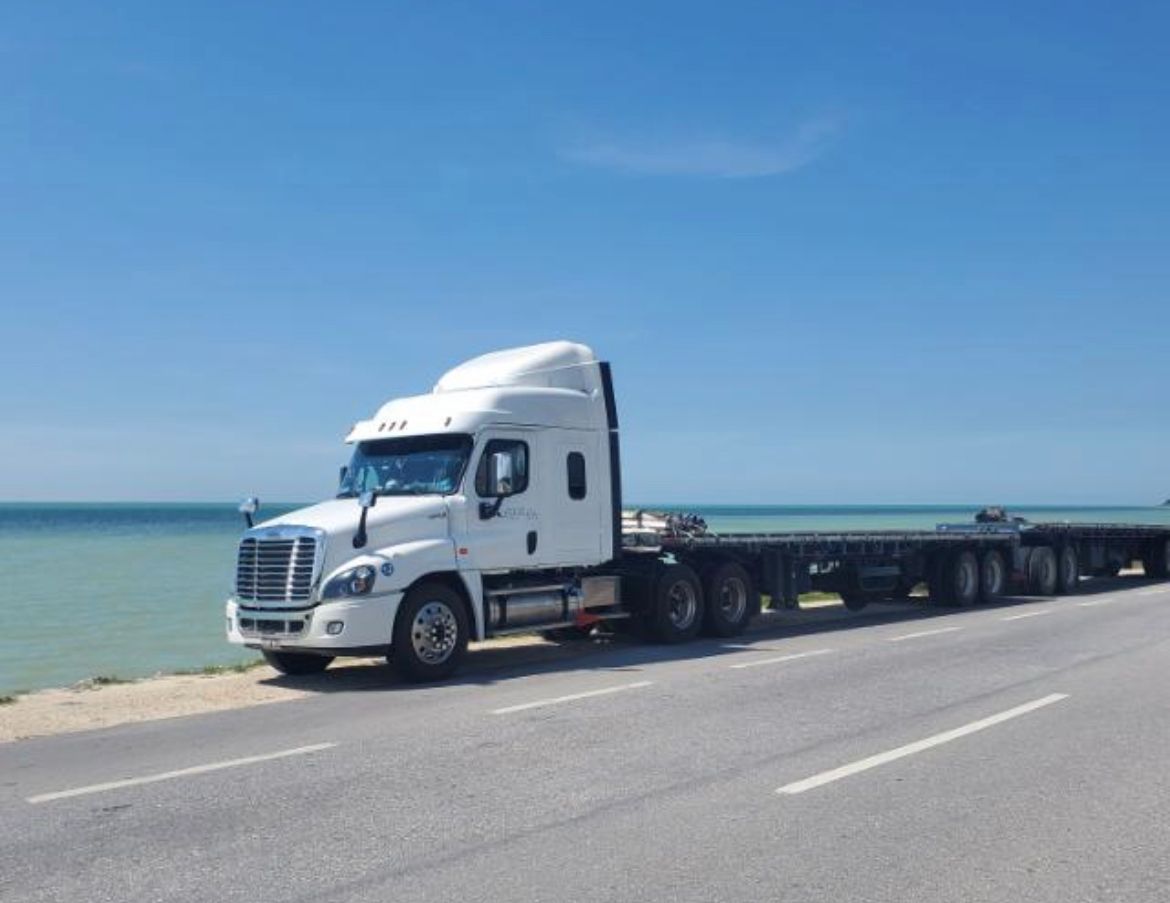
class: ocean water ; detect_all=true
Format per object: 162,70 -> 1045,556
2,502 -> 1169,694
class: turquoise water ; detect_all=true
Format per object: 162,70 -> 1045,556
2,502 -> 1169,694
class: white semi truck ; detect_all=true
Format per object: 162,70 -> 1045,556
226,341 -> 1170,681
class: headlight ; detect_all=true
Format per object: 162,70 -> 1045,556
321,565 -> 377,599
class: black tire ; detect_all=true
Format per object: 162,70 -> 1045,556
979,550 -> 1007,604
1027,547 -> 1058,596
1056,546 -> 1080,595
648,563 -> 704,643
933,551 -> 979,607
840,591 -> 871,612
701,561 -> 757,637
262,650 -> 333,676
1144,540 -> 1170,579
391,582 -> 470,682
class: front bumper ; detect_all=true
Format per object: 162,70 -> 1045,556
225,592 -> 404,653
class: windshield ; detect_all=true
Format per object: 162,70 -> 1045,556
338,434 -> 473,498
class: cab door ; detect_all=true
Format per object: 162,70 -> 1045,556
458,431 -> 542,573
540,433 -> 605,566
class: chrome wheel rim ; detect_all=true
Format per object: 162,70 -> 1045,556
666,580 -> 698,630
411,600 -> 458,665
718,577 -> 748,623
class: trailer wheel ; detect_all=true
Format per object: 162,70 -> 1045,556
1143,540 -> 1170,579
390,581 -> 469,682
1027,547 -> 1058,596
933,551 -> 979,606
649,564 -> 704,643
701,561 -> 756,637
261,650 -> 333,676
1056,546 -> 1080,594
979,550 -> 1007,604
840,591 -> 872,612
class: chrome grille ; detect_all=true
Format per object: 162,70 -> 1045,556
235,533 -> 320,603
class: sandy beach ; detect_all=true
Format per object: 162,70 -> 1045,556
0,634 -> 560,744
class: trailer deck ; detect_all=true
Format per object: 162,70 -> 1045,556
620,511 -> 1170,612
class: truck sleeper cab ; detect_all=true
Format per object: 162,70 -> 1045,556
226,341 -> 1170,682
227,341 -> 627,680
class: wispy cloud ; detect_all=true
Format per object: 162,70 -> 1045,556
563,117 -> 840,179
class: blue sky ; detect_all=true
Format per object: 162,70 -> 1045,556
1,1 -> 1167,504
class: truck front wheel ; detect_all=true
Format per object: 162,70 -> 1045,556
391,582 -> 469,682
262,650 -> 333,676
649,564 -> 704,643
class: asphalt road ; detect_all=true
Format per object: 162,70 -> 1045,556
3,576 -> 1170,903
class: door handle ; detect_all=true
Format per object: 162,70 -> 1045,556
527,531 -> 537,555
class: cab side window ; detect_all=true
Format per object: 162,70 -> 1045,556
566,452 -> 586,500
475,440 -> 529,496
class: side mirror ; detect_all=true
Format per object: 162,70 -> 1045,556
489,451 -> 514,497
479,452 -> 515,520
238,496 -> 259,529
354,490 -> 377,548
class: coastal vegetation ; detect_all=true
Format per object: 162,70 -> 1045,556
175,660 -> 265,677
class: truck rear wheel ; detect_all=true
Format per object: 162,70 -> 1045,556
649,564 -> 704,643
1056,546 -> 1080,594
932,551 -> 979,606
391,582 -> 469,682
262,650 -> 333,676
979,550 -> 1007,604
701,561 -> 757,637
1027,547 -> 1058,595
1143,540 -> 1170,579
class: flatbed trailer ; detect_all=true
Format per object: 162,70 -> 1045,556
621,518 -> 1170,617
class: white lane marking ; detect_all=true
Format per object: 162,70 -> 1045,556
1077,598 -> 1116,607
27,743 -> 338,804
1137,588 -> 1167,596
776,694 -> 1069,795
1001,609 -> 1052,622
491,681 -> 653,715
888,626 -> 962,642
728,648 -> 834,670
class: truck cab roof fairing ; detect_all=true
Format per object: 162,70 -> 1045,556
345,342 -> 608,444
